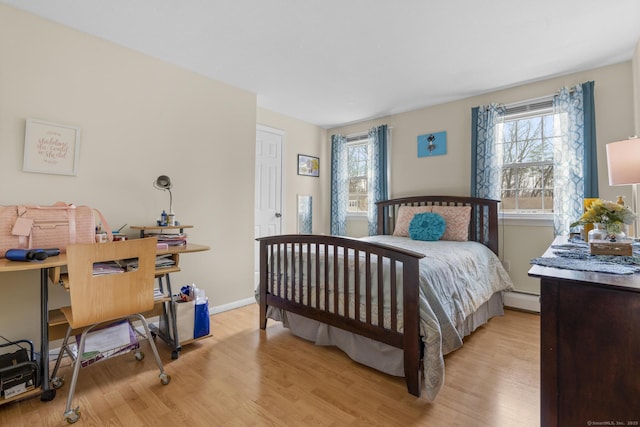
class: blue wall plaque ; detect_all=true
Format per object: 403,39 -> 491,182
417,131 -> 447,157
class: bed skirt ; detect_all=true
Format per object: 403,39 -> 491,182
265,291 -> 505,378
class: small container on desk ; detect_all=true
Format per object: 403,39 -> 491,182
589,240 -> 633,256
587,223 -> 606,242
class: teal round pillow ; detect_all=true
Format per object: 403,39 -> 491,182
408,212 -> 446,241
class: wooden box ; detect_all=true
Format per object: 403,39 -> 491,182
589,241 -> 633,256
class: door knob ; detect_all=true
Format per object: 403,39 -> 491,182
275,212 -> 282,218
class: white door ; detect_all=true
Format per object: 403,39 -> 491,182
255,126 -> 283,286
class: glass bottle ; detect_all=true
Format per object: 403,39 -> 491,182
605,222 -> 626,241
587,223 -> 606,242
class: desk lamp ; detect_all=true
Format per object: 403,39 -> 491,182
153,175 -> 173,215
606,137 -> 640,237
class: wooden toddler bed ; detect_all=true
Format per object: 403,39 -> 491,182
257,195 -> 513,399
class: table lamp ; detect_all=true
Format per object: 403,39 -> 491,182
606,137 -> 640,237
153,175 -> 173,214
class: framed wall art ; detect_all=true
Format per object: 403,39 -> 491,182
23,118 -> 81,176
298,154 -> 319,177
417,131 -> 447,157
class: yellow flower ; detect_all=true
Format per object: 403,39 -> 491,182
571,199 -> 636,228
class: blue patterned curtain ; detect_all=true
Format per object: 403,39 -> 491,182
581,81 -> 599,198
367,125 -> 389,235
552,81 -> 598,235
471,104 -> 505,199
330,134 -> 348,235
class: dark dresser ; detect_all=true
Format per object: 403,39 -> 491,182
529,237 -> 640,427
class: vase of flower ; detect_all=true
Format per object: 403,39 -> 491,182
571,199 -> 636,241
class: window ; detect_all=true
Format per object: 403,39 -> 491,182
472,82 -> 596,234
331,125 -> 388,236
347,140 -> 369,214
497,102 -> 558,215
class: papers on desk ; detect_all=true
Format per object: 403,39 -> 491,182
155,254 -> 176,268
92,262 -> 125,275
92,255 -> 179,275
92,258 -> 141,275
154,288 -> 166,300
144,231 -> 188,247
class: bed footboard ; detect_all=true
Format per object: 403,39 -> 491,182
257,234 -> 425,396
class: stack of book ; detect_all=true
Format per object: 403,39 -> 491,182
145,231 -> 188,247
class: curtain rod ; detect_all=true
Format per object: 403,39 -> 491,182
503,94 -> 554,110
347,134 -> 369,142
503,83 -> 586,110
345,126 -> 393,141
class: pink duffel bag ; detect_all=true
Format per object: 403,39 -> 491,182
0,202 -> 111,258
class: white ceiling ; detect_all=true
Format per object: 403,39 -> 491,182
3,0 -> 640,128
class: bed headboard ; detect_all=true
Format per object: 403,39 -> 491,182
376,195 -> 500,255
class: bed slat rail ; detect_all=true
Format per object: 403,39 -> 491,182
258,235 -> 424,348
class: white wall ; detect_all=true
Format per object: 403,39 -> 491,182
0,5 -> 259,344
327,62 -> 636,296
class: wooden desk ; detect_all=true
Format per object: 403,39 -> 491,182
0,242 -> 209,404
528,237 -> 640,426
49,243 -> 210,359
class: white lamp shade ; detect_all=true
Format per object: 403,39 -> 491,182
606,137 -> 640,186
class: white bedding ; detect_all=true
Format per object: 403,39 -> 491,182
264,236 -> 514,400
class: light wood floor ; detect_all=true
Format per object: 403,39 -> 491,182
0,305 -> 540,426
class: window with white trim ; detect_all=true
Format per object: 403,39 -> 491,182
498,101 -> 559,215
347,138 -> 370,214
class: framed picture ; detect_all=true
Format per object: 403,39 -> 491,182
417,131 -> 447,157
23,118 -> 81,176
298,154 -> 319,177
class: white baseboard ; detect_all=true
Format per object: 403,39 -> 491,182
504,291 -> 540,313
211,292 -> 539,316
210,297 -> 256,314
211,292 -> 540,315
